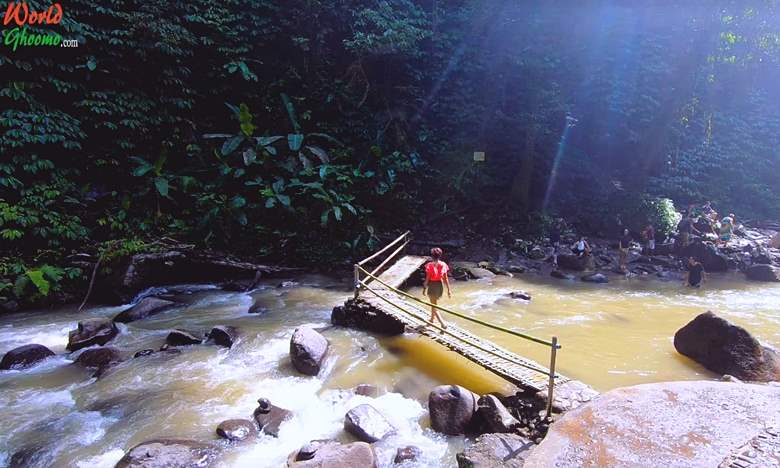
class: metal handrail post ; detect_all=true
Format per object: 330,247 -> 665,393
353,264 -> 360,298
545,336 -> 559,418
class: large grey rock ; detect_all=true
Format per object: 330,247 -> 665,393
556,254 -> 589,271
216,419 -> 257,442
477,395 -> 521,433
394,446 -> 422,464
287,441 -> 377,468
674,311 -> 780,382
679,241 -> 729,272
344,404 -> 395,443
581,273 -> 609,283
467,267 -> 496,280
0,344 -> 55,370
207,326 -> 238,348
253,398 -> 292,437
66,318 -> 118,352
115,439 -> 217,468
332,299 -> 405,336
457,433 -> 535,468
428,385 -> 479,435
745,264 -> 780,282
114,297 -> 177,323
523,381 -> 780,468
165,329 -> 202,347
550,270 -> 575,280
75,347 -> 121,369
290,327 -> 328,376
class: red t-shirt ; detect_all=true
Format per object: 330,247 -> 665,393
425,261 -> 449,281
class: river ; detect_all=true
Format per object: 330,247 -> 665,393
1,272 -> 779,467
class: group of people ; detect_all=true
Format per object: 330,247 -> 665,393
683,202 -> 737,246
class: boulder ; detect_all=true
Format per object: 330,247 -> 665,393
115,439 -> 217,468
248,301 -> 269,314
770,233 -> 780,249
165,330 -> 202,347
507,291 -> 532,301
354,384 -> 378,397
581,273 -> 609,283
253,398 -> 292,437
556,254 -> 589,271
674,311 -> 780,381
527,246 -> 546,260
679,241 -> 729,272
287,441 -> 377,468
456,433 -> 534,468
290,327 -> 328,376
207,326 -> 238,348
550,270 -> 575,280
467,267 -> 496,280
114,297 -> 177,323
476,395 -> 521,433
216,419 -> 257,442
66,317 -> 118,352
428,385 -> 479,435
524,381 -> 780,467
745,264 -> 780,282
344,404 -> 395,443
332,299 -> 405,336
751,248 -> 774,265
393,446 -> 421,464
75,347 -> 121,369
0,344 -> 55,370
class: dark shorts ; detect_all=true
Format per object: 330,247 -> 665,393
427,281 -> 443,300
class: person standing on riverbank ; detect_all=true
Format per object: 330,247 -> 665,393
684,257 -> 706,288
618,229 -> 632,272
643,223 -> 656,255
550,221 -> 562,267
423,248 -> 451,330
677,215 -> 700,247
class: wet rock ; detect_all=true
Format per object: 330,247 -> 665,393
279,280 -> 299,288
158,344 -> 183,355
75,347 -> 121,369
114,297 -> 177,323
0,299 -> 19,314
219,280 -> 252,292
287,441 -> 377,467
771,233 -> 780,249
751,248 -> 774,265
165,329 -> 202,347
66,317 -> 118,352
525,381 -> 780,467
332,299 -> 405,336
133,349 -> 155,358
0,344 -> 55,370
674,311 -> 780,381
290,327 -> 329,376
393,446 -> 421,464
248,301 -> 269,314
9,446 -> 46,468
679,241 -> 729,272
456,433 -> 534,468
354,384 -> 378,397
294,441 -> 325,461
507,265 -> 526,274
344,404 -> 395,443
207,326 -> 238,348
429,385 -> 479,435
581,273 -> 609,283
115,438 -> 217,468
745,264 -> 780,282
254,398 -> 292,437
507,291 -> 532,301
527,246 -> 546,260
550,270 -> 575,280
467,267 -> 496,280
556,254 -> 589,271
477,395 -> 521,433
216,419 -> 257,442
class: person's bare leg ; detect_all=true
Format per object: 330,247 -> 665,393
428,297 -> 437,324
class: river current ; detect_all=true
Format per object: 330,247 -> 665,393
1,272 -> 779,467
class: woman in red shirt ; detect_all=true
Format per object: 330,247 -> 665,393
423,247 -> 452,329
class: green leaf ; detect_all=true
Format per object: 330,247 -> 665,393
280,93 -> 301,133
288,134 -> 304,151
343,203 -> 357,215
265,198 -> 276,208
256,136 -> 284,146
277,194 -> 291,207
321,209 -> 331,226
154,177 -> 169,197
231,196 -> 247,208
222,136 -> 244,156
26,270 -> 50,296
333,205 -> 343,221
319,165 -> 329,180
86,56 -> 97,71
242,148 -> 256,166
306,145 -> 329,163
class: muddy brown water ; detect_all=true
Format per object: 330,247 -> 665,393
1,272 -> 779,467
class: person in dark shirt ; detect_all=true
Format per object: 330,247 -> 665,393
684,257 -> 706,288
618,228 -> 632,272
677,215 -> 700,247
643,223 -> 656,254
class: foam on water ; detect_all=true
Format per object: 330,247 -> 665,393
75,448 -> 126,468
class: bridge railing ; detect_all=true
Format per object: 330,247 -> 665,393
353,232 -> 562,417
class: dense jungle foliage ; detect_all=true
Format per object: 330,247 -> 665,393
1,0 -> 779,304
